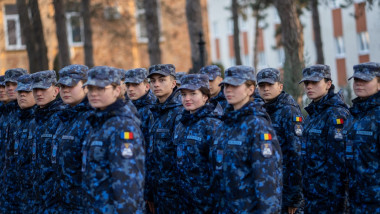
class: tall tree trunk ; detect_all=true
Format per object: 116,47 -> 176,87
310,0 -> 324,64
273,0 -> 304,101
29,0 -> 49,71
252,7 -> 260,71
186,0 -> 207,73
143,0 -> 161,65
54,0 -> 71,68
232,0 -> 242,65
82,0 -> 94,68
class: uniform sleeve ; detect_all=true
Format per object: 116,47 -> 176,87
251,116 -> 282,214
109,119 -> 145,213
281,106 -> 304,208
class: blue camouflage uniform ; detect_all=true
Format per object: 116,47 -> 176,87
344,62 -> 380,213
0,68 -> 27,213
147,64 -> 183,213
29,70 -> 66,213
299,65 -> 350,213
200,65 -> 228,109
210,66 -> 283,213
257,68 -> 304,213
174,74 -> 223,213
81,66 -> 145,213
52,65 -> 92,212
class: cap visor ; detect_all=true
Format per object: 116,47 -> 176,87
124,78 -> 143,84
298,76 -> 323,84
348,73 -> 374,81
178,84 -> 200,91
83,79 -> 110,88
219,77 -> 246,86
257,78 -> 276,84
147,71 -> 170,78
32,84 -> 52,89
57,77 -> 80,87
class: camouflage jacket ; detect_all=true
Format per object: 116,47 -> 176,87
132,90 -> 156,145
82,99 -> 145,213
210,88 -> 228,110
210,100 -> 283,213
302,86 -> 350,212
344,91 -> 380,212
174,103 -> 222,213
262,91 -> 303,209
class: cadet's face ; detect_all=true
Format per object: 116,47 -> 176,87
126,82 -> 149,101
181,89 -> 208,113
258,82 -> 283,101
149,74 -> 176,103
33,86 -> 60,108
60,81 -> 87,107
87,85 -> 121,110
5,82 -> 18,100
17,91 -> 36,109
353,77 -> 380,98
0,86 -> 9,102
303,80 -> 331,101
224,83 -> 254,110
209,76 -> 223,97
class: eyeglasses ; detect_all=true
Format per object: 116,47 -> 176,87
86,85 -> 113,94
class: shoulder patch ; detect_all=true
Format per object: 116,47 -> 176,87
120,132 -> 134,140
260,133 -> 272,141
261,143 -> 273,158
293,116 -> 303,122
121,143 -> 133,158
334,118 -> 344,125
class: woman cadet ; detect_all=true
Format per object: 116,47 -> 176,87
210,65 -> 282,213
81,66 -> 145,213
174,74 -> 222,213
344,62 -> 380,213
299,64 -> 350,213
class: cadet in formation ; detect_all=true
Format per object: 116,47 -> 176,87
210,65 -> 283,213
81,66 -> 145,213
54,65 -> 92,212
174,74 -> 222,213
200,65 -> 228,109
300,65 -> 350,213
257,68 -> 303,214
146,64 -> 183,213
344,62 -> 380,213
30,70 -> 66,213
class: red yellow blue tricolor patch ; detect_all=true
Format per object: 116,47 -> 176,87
335,119 -> 344,125
120,132 -> 134,140
294,117 -> 303,122
260,133 -> 272,141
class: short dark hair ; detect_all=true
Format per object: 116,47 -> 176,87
199,87 -> 211,100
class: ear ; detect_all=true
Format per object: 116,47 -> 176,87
53,86 -> 60,97
279,83 -> 284,91
326,80 -> 332,90
145,82 -> 150,92
114,85 -> 121,98
247,85 -> 255,96
171,78 -> 176,89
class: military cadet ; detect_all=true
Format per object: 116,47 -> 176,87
174,74 -> 222,213
147,64 -> 183,213
299,65 -> 350,213
81,66 -> 145,213
3,74 -> 36,213
0,75 -> 10,110
175,71 -> 187,87
0,75 -> 7,212
0,68 -> 27,212
30,70 -> 66,213
344,62 -> 380,213
257,68 -> 303,214
52,65 -> 92,212
200,65 -> 228,109
210,66 -> 283,213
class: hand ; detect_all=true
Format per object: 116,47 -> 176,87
288,207 -> 297,214
147,201 -> 155,214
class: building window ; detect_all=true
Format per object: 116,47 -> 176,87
277,47 -> 285,67
357,31 -> 370,54
66,12 -> 84,46
135,0 -> 161,43
335,36 -> 345,58
3,4 -> 25,50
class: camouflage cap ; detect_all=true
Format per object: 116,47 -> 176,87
116,68 -> 127,80
31,70 -> 57,89
299,64 -> 331,84
175,72 -> 187,84
16,74 -> 33,92
83,66 -> 121,88
348,62 -> 380,81
219,66 -> 256,86
58,64 -> 89,87
147,64 -> 176,78
257,68 -> 281,84
178,74 -> 209,91
124,68 -> 148,84
4,68 -> 28,83
0,75 -> 5,86
199,65 -> 221,81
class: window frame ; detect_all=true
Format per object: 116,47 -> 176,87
3,7 -> 26,50
335,36 -> 346,58
357,31 -> 370,55
65,11 -> 84,47
135,0 -> 162,43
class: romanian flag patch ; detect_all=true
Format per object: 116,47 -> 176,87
260,133 -> 272,141
120,132 -> 134,140
335,119 -> 344,125
294,117 -> 303,122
